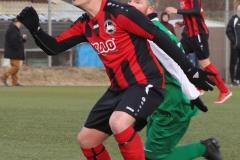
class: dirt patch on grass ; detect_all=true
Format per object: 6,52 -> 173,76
0,66 -> 110,86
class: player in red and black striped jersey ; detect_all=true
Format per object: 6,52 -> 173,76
17,0 -> 215,159
166,0 -> 232,104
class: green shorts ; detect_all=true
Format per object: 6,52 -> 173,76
144,117 -> 190,160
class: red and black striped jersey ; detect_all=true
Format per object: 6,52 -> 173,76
178,0 -> 209,37
32,0 -> 194,90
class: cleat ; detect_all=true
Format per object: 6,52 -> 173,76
199,89 -> 204,96
214,91 -> 232,104
201,137 -> 223,160
1,76 -> 8,86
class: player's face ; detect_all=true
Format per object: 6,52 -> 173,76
128,0 -> 150,16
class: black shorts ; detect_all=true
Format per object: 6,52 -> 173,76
84,84 -> 165,135
180,34 -> 210,60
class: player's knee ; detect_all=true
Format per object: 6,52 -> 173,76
77,127 -> 108,148
109,111 -> 135,134
77,131 -> 96,148
109,117 -> 122,133
77,132 -> 88,148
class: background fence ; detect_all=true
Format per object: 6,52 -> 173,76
0,10 -> 236,83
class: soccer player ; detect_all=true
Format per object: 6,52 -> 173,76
128,0 -> 223,160
166,0 -> 232,103
17,0 -> 215,159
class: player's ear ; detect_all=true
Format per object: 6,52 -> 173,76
147,5 -> 155,15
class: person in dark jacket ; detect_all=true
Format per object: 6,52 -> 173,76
1,18 -> 27,86
159,11 -> 176,35
226,5 -> 240,86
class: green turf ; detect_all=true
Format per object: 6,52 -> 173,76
0,86 -> 239,160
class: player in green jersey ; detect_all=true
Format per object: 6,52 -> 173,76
128,0 -> 223,160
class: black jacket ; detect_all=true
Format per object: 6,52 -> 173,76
226,14 -> 240,49
4,23 -> 26,60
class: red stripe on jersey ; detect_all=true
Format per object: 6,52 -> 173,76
184,16 -> 194,37
55,21 -> 84,42
118,15 -> 155,41
181,0 -> 209,37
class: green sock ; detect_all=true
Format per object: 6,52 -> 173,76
164,142 -> 206,160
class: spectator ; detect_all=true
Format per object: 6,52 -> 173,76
160,11 -> 176,35
1,18 -> 26,86
226,5 -> 240,86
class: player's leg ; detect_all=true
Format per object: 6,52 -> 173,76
78,88 -> 120,160
145,118 -> 222,160
165,137 -> 223,160
78,127 -> 110,160
191,35 -> 231,103
112,84 -> 165,160
111,111 -> 143,160
144,117 -> 190,160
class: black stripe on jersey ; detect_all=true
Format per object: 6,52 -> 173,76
121,60 -> 137,86
128,33 -> 163,84
104,12 -> 112,24
93,21 -> 99,36
195,15 -> 204,34
189,17 -> 195,36
195,15 -> 207,34
85,23 -> 92,37
108,68 -> 120,89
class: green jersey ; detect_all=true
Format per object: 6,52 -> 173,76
149,17 -> 198,125
145,14 -> 200,160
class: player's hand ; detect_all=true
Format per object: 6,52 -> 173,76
190,97 -> 208,112
175,21 -> 184,28
185,66 -> 216,91
17,7 -> 40,32
165,7 -> 178,14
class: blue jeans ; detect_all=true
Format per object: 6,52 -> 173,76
187,53 -> 200,68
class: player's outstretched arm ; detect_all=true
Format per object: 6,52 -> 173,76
17,7 -> 87,55
148,40 -> 200,100
155,34 -> 215,91
166,0 -> 201,15
117,5 -> 216,91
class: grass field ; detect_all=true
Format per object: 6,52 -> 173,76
0,86 -> 239,160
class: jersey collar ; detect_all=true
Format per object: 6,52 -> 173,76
147,13 -> 158,20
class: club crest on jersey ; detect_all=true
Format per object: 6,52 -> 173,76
104,20 -> 116,34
